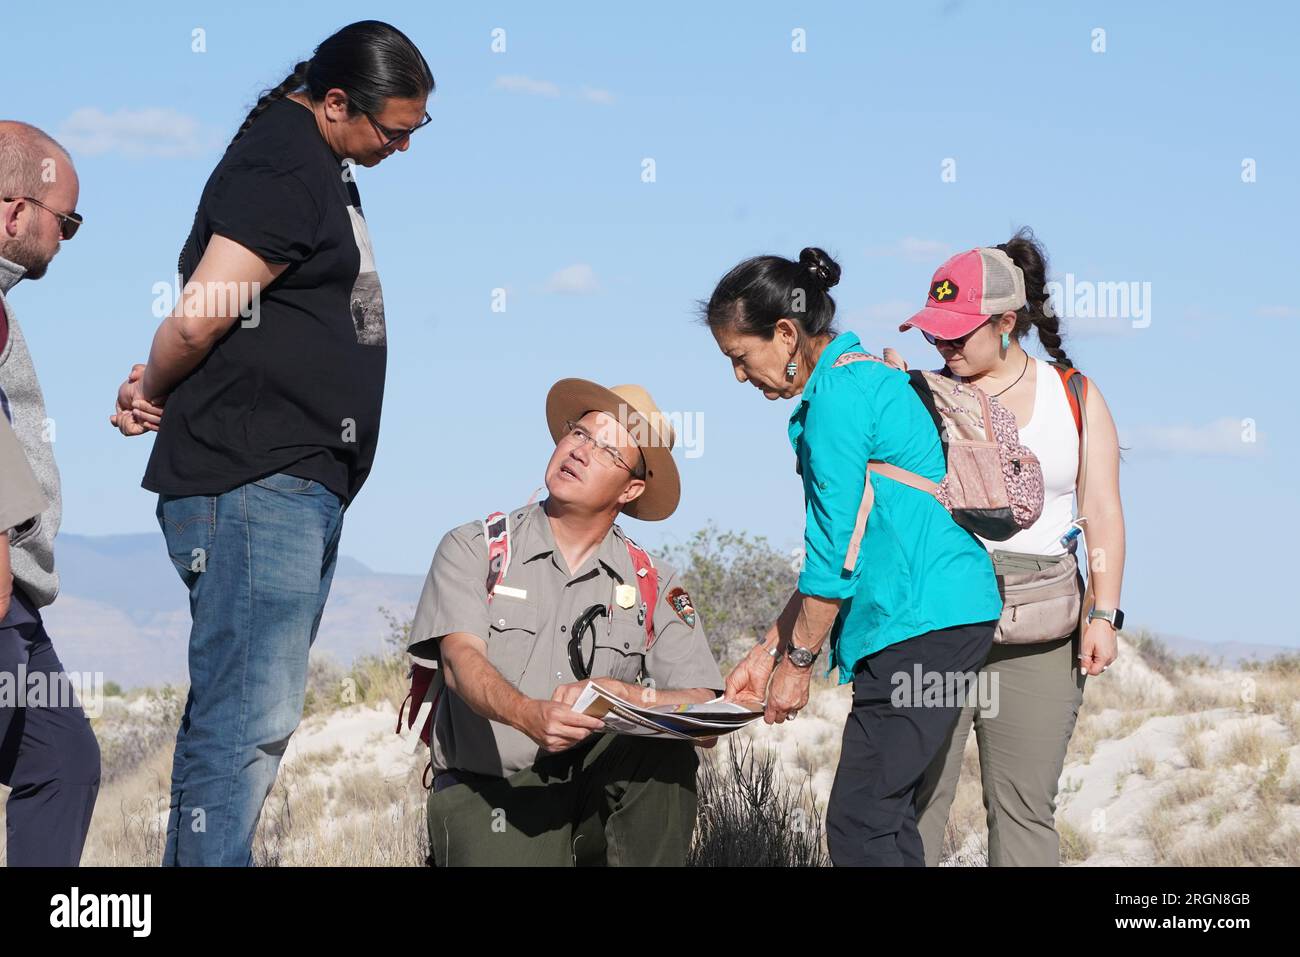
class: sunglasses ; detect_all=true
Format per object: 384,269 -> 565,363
567,603 -> 609,680
362,109 -> 433,150
922,316 -> 994,348
2,196 -> 83,240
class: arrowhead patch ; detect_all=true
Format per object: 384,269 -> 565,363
667,587 -> 696,628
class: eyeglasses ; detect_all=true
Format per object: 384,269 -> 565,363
561,420 -> 643,477
361,109 -> 432,150
2,196 -> 82,240
923,317 -> 994,348
568,603 -> 608,680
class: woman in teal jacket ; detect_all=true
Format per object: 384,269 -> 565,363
709,247 -> 1002,866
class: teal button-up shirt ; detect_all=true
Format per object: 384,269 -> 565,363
789,332 -> 1002,681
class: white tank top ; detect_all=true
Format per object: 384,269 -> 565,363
976,356 -> 1080,556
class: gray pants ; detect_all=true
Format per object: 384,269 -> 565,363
915,634 -> 1086,866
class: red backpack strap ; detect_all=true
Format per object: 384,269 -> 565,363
400,510 -> 515,761
482,510 -> 511,602
397,659 -> 439,750
619,532 -> 659,650
1051,362 -> 1089,438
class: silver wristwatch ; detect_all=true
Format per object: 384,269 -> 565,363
1087,607 -> 1125,630
785,640 -> 819,669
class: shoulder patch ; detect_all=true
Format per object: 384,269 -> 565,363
666,587 -> 696,628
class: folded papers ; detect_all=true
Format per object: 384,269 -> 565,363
571,682 -> 764,740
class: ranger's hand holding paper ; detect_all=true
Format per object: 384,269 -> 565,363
564,680 -> 763,746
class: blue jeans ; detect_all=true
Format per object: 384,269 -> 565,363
156,472 -> 344,866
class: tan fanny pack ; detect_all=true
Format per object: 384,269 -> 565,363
990,549 -> 1084,644
989,361 -> 1096,646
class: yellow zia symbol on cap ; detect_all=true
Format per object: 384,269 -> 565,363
930,278 -> 958,302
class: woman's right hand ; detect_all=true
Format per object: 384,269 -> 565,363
882,347 -> 909,371
724,630 -> 778,708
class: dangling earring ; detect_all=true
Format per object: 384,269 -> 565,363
1000,332 -> 1011,351
785,359 -> 798,380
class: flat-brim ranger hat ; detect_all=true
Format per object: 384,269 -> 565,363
545,379 -> 681,522
900,247 -> 1028,341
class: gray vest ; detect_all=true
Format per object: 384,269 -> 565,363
0,255 -> 62,608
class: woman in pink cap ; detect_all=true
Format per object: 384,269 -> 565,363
894,229 -> 1127,866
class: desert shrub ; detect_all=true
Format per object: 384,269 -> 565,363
689,737 -> 828,867
1125,629 -> 1182,679
663,524 -> 798,666
94,685 -> 185,785
1242,653 -> 1300,677
302,654 -> 347,718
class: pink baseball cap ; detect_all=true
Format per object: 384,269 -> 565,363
899,247 -> 1027,340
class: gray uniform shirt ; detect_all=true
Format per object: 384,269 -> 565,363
409,501 -> 724,778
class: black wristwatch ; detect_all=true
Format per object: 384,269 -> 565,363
1087,607 -> 1125,630
784,640 -> 819,669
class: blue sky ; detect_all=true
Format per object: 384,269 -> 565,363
5,1 -> 1296,648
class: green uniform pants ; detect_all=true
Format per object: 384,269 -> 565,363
915,634 -> 1086,866
427,732 -> 700,866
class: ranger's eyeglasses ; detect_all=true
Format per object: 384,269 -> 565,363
561,420 -> 645,478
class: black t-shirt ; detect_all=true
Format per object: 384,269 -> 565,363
143,97 -> 387,505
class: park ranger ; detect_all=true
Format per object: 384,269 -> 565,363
407,377 -> 724,866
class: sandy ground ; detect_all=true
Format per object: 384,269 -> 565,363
7,634 -> 1296,865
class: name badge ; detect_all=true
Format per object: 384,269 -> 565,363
495,585 -> 528,600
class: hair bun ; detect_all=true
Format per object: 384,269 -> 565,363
798,246 -> 841,291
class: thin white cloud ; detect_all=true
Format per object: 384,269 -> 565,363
1122,417 -> 1263,457
864,237 -> 951,263
1257,305 -> 1300,319
545,263 -> 599,295
492,75 -> 561,97
492,76 -> 615,105
57,107 -> 212,158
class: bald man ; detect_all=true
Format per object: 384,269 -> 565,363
0,120 -> 100,866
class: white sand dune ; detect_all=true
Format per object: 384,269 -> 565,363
19,633 -> 1294,866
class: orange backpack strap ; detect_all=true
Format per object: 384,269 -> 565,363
619,531 -> 659,650
1050,362 -> 1089,438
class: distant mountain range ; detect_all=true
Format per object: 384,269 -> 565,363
1147,632 -> 1298,667
40,533 -> 423,689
